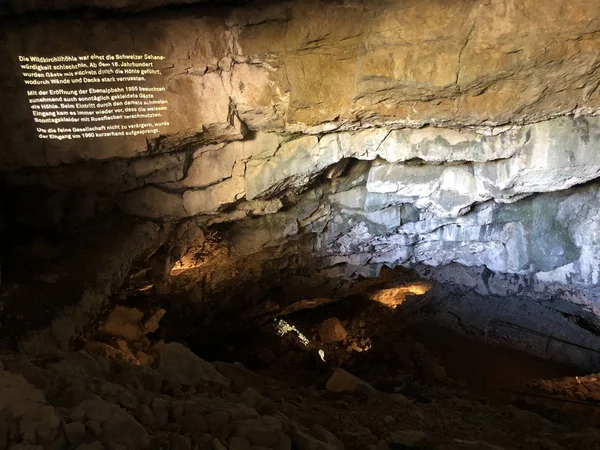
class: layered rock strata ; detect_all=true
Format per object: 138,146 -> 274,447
1,0 -> 600,361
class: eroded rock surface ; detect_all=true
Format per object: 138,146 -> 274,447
2,0 -> 600,168
1,0 -> 600,374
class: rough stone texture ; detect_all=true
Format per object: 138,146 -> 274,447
2,0 -> 600,370
1,337 -> 597,450
3,218 -> 169,357
0,371 -> 60,445
388,430 -> 428,448
157,343 -> 231,387
318,319 -> 348,344
2,0 -> 600,170
101,306 -> 145,341
325,368 -> 374,394
5,0 -> 217,15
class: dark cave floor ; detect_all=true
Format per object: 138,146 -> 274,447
182,293 -> 600,449
2,260 -> 600,449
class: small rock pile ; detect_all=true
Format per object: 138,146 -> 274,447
529,372 -> 600,422
300,314 -> 447,384
0,342 -> 346,450
85,306 -> 167,366
4,300 -> 600,450
531,373 -> 600,403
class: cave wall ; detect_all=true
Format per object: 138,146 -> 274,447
2,0 -> 600,357
2,0 -> 600,169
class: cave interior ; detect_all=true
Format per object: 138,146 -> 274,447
1,0 -> 600,449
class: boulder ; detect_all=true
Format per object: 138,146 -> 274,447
70,398 -> 149,449
0,371 -> 60,445
84,341 -> 138,365
101,306 -> 145,341
151,397 -> 170,430
117,391 -> 138,411
64,422 -> 86,446
388,430 -> 428,448
136,404 -> 156,429
211,437 -> 228,450
229,436 -> 251,450
309,425 -> 344,450
142,308 -> 166,334
180,411 -> 209,434
157,343 -> 230,387
0,408 -> 14,450
233,416 -> 284,447
325,368 -> 374,394
101,407 -> 149,449
116,339 -> 138,362
239,388 -> 275,414
290,426 -> 344,450
170,433 -> 192,450
206,410 -> 231,440
318,318 -> 348,344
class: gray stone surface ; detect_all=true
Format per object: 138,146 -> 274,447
157,343 -> 231,387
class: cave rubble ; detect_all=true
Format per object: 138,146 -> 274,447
2,0 -> 600,448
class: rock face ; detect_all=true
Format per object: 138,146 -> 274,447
2,0 -> 600,365
2,0 -> 600,169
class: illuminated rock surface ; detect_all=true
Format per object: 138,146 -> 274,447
2,2 -> 600,448
0,0 -> 599,354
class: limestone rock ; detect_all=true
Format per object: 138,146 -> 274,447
3,6 -> 600,441
239,388 -> 274,415
115,340 -> 138,363
290,426 -> 344,450
309,425 -> 344,450
318,318 -> 348,344
0,371 -> 60,445
388,430 -> 428,448
180,411 -> 209,435
206,410 -> 231,440
118,187 -> 187,219
136,405 -> 155,430
157,343 -> 230,387
233,416 -> 284,447
325,368 -> 374,394
229,436 -> 251,450
389,394 -> 413,409
170,433 -> 192,450
70,398 -> 149,449
136,351 -> 152,366
101,306 -> 144,341
64,422 -> 86,446
151,398 -> 170,430
0,408 -> 13,450
142,308 -> 166,334
211,437 -> 228,450
7,0 -> 211,14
